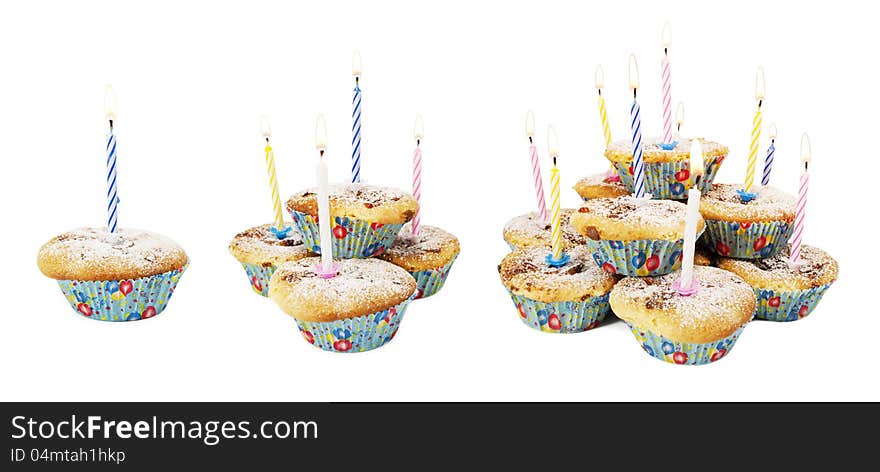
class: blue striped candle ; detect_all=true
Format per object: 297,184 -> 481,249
351,51 -> 362,183
104,86 -> 119,233
762,123 -> 777,186
628,55 -> 645,199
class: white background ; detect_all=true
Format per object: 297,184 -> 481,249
1,0 -> 876,401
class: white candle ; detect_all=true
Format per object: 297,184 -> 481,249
315,114 -> 333,272
679,139 -> 705,290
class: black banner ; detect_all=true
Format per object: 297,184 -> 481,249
2,402 -> 877,468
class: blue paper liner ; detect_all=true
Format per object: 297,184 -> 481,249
703,219 -> 792,259
295,298 -> 413,353
611,153 -> 723,200
753,282 -> 833,322
409,255 -> 458,300
239,263 -> 276,297
585,231 -> 702,277
56,266 -> 187,322
290,210 -> 404,259
506,290 -> 611,334
626,323 -> 747,365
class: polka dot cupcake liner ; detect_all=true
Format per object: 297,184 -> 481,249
626,322 -> 747,365
290,210 -> 404,259
294,298 -> 413,353
610,153 -> 724,200
239,263 -> 275,297
753,282 -> 833,322
409,255 -> 458,300
506,290 -> 611,334
703,219 -> 792,259
585,231 -> 702,277
56,265 -> 187,322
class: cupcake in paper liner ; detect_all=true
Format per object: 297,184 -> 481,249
570,196 -> 704,277
502,209 -> 585,252
572,173 -> 629,201
37,228 -> 188,322
605,137 -> 728,200
610,266 -> 756,365
287,184 -> 418,259
498,246 -> 615,334
718,244 -> 838,322
378,224 -> 460,300
700,184 -> 795,259
228,223 -> 313,296
269,257 -> 417,353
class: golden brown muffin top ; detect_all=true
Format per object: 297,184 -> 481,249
269,257 -> 416,322
228,223 -> 312,267
498,246 -> 616,303
502,209 -> 585,250
605,137 -> 728,163
287,184 -> 418,225
572,173 -> 629,200
379,224 -> 460,272
700,184 -> 796,223
37,227 -> 188,281
571,196 -> 703,241
718,245 -> 838,292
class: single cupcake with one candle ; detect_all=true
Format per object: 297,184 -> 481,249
379,225 -> 459,300
611,266 -> 756,365
498,246 -> 615,333
572,173 -> 629,201
269,257 -> 417,352
502,209 -> 585,252
228,224 -> 312,296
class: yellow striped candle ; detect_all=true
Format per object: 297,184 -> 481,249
595,66 -> 617,178
744,67 -> 765,193
260,117 -> 285,231
547,126 -> 563,261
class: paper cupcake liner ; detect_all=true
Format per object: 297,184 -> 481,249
753,282 -> 833,322
295,298 -> 413,353
506,242 -> 518,251
611,154 -> 724,200
506,290 -> 611,334
239,263 -> 276,297
585,232 -> 701,277
409,255 -> 458,300
703,219 -> 792,259
626,323 -> 746,365
290,210 -> 404,259
56,266 -> 187,322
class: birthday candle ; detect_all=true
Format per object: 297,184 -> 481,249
595,66 -> 612,147
678,139 -> 705,291
315,115 -> 334,273
675,102 -> 685,138
789,133 -> 810,265
629,55 -> 646,199
260,117 -> 285,232
744,67 -> 765,193
547,126 -> 562,261
351,50 -> 363,183
525,111 -> 548,224
104,86 -> 119,234
762,123 -> 777,186
411,115 -> 424,235
661,22 -> 674,144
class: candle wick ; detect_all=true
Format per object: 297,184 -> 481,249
677,124 -> 681,132
319,149 -> 325,158
108,119 -> 114,131
416,139 -> 420,147
804,161 -> 809,172
528,136 -> 533,144
355,76 -> 359,86
597,88 -> 602,97
664,47 -> 668,55
553,156 -> 557,166
633,89 -> 637,100
758,99 -> 763,108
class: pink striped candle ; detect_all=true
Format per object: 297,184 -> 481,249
525,111 -> 548,224
411,115 -> 424,235
789,133 -> 811,265
661,22 -> 673,144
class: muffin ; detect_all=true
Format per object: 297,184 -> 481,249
718,245 -> 837,322
228,224 -> 313,296
605,137 -> 728,199
570,196 -> 704,276
269,257 -> 417,353
378,224 -> 460,300
502,209 -> 585,251
694,247 -> 715,267
287,184 -> 419,259
700,184 -> 795,259
37,228 -> 188,322
610,266 -> 756,365
498,245 -> 615,333
573,173 -> 629,200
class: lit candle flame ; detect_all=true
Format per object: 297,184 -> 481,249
260,115 -> 271,139
769,123 -> 777,141
628,54 -> 640,91
801,133 -> 811,165
595,65 -> 605,90
675,102 -> 685,129
689,138 -> 704,177
414,114 -> 424,142
104,85 -> 118,121
352,50 -> 362,77
547,125 -> 559,158
315,114 -> 328,152
662,21 -> 672,49
755,67 -> 766,101
525,110 -> 536,138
